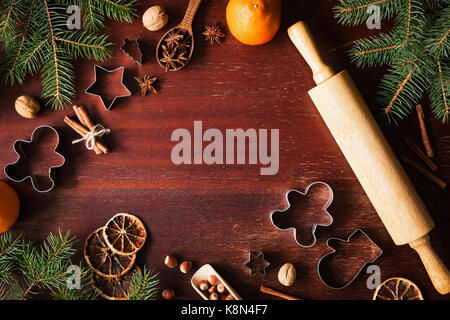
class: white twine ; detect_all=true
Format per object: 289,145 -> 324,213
72,124 -> 110,150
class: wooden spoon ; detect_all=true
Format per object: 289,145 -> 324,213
156,0 -> 203,71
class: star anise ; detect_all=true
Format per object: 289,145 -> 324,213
164,30 -> 184,49
160,45 -> 179,72
134,75 -> 157,96
202,24 -> 225,45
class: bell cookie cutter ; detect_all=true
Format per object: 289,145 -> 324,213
4,125 -> 65,193
85,65 -> 132,110
120,38 -> 143,65
244,251 -> 270,276
317,229 -> 383,289
270,182 -> 334,248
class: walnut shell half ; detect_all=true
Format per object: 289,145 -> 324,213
15,95 -> 40,119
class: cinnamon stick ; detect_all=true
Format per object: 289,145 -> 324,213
416,105 -> 434,158
260,285 -> 302,300
73,106 -> 102,154
64,116 -> 109,154
398,130 -> 438,172
400,154 -> 447,189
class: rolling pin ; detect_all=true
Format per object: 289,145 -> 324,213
288,21 -> 450,295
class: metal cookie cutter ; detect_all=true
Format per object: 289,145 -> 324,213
244,251 -> 270,276
317,229 -> 383,289
270,182 -> 334,248
4,125 -> 66,193
120,38 -> 143,64
85,65 -> 132,110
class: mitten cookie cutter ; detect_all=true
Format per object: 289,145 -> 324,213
85,65 -> 132,110
270,182 -> 334,247
4,125 -> 65,193
317,229 -> 383,289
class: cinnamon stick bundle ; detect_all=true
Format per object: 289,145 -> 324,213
64,106 -> 109,154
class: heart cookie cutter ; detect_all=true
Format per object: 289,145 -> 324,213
4,125 -> 65,193
317,229 -> 383,289
270,182 -> 334,247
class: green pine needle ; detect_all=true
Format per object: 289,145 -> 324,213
127,267 -> 160,300
335,0 -> 450,123
0,0 -> 137,110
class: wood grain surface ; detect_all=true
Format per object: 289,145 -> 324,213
0,0 -> 449,300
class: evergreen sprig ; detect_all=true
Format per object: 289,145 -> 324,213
335,0 -> 450,124
0,0 -> 137,109
127,267 -> 160,300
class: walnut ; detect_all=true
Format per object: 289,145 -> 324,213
278,263 -> 296,286
15,95 -> 40,119
142,5 -> 169,31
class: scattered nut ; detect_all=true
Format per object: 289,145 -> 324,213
180,261 -> 192,273
209,292 -> 219,300
278,263 -> 296,287
216,283 -> 225,294
162,288 -> 175,300
198,280 -> 209,291
225,294 -> 234,300
142,5 -> 169,31
208,274 -> 220,286
208,285 -> 217,294
15,95 -> 40,119
165,255 -> 178,268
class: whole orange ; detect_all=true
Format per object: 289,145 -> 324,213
226,0 -> 281,45
0,182 -> 20,233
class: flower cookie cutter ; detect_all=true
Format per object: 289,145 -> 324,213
85,65 -> 132,110
4,125 -> 66,193
270,182 -> 334,248
317,229 -> 383,289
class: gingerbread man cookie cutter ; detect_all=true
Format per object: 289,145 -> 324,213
4,125 -> 65,193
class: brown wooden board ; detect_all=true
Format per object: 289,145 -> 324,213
0,0 -> 449,300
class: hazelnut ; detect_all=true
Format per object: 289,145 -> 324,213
216,283 -> 226,294
225,294 -> 234,300
209,293 -> 219,300
198,280 -> 209,291
278,263 -> 296,287
180,261 -> 192,273
208,274 -> 220,286
162,288 -> 175,300
15,95 -> 40,119
165,255 -> 178,268
208,285 -> 217,294
142,5 -> 169,31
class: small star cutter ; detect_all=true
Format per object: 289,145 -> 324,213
85,65 -> 132,110
270,182 -> 334,248
244,251 -> 270,276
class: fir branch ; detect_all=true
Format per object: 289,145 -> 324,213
335,0 -> 401,26
97,0 -> 138,23
55,31 -> 113,61
127,267 -> 160,300
0,233 -> 22,285
51,264 -> 99,300
430,57 -> 450,121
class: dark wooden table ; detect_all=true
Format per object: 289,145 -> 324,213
1,0 -> 449,300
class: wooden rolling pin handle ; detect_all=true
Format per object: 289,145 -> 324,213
409,235 -> 450,295
287,21 -> 335,85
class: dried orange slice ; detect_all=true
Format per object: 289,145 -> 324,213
103,213 -> 147,256
92,269 -> 135,300
373,277 -> 424,300
84,227 -> 136,278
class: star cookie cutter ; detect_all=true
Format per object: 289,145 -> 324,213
120,38 -> 143,64
85,65 -> 132,110
317,229 -> 383,289
4,125 -> 66,193
244,251 -> 270,276
270,182 -> 334,248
